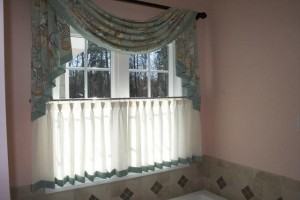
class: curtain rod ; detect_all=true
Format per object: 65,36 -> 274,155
113,0 -> 207,20
50,96 -> 188,102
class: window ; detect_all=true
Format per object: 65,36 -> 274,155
68,41 -> 111,98
32,4 -> 201,191
43,30 -> 196,191
53,30 -> 183,99
129,47 -> 168,97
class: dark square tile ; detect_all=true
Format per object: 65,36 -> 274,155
120,187 -> 134,200
217,176 -> 227,190
277,198 -> 283,200
241,186 -> 254,200
151,181 -> 163,194
89,194 -> 100,200
177,175 -> 188,188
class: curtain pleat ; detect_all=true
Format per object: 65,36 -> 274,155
31,99 -> 201,191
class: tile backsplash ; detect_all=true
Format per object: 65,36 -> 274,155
10,155 -> 300,200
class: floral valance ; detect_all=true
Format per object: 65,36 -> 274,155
48,0 -> 197,54
31,0 -> 200,121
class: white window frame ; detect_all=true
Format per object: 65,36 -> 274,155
53,36 -> 182,99
65,40 -> 111,99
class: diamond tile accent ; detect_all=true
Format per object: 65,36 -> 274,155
151,181 -> 163,194
89,194 -> 100,200
120,187 -> 134,200
241,186 -> 254,200
217,176 -> 227,190
177,175 -> 188,188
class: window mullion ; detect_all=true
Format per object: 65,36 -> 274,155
128,69 -> 148,73
111,53 -> 129,98
147,53 -> 151,97
168,42 -> 174,97
111,52 -> 116,98
169,41 -> 183,97
148,70 -> 168,73
84,39 -> 88,98
65,64 -> 70,99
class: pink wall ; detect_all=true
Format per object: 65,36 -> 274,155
5,0 -> 32,187
201,0 -> 300,181
5,0 -> 300,188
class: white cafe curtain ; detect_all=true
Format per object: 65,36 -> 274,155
31,98 -> 201,190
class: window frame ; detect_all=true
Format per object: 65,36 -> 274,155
53,35 -> 183,100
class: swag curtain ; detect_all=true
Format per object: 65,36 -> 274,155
31,0 -> 201,120
32,99 -> 201,191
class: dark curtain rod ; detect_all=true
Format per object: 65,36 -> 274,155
113,0 -> 207,20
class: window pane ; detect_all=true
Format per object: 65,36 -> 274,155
129,54 -> 147,69
87,41 -> 111,68
130,72 -> 147,97
150,46 -> 168,70
69,52 -> 85,68
88,71 -> 111,98
69,70 -> 84,98
151,72 -> 168,97
71,36 -> 85,58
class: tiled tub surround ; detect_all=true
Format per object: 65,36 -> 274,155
10,156 -> 300,200
199,156 -> 300,200
10,164 -> 203,200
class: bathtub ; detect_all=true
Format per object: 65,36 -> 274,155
169,190 -> 227,200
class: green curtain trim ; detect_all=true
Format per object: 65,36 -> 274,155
31,180 -> 55,192
31,156 -> 202,191
192,155 -> 202,162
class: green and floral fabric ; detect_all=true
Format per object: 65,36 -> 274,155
176,22 -> 200,110
31,0 -> 200,120
31,0 -> 72,120
48,0 -> 197,54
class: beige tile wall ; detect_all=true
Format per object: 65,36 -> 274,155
10,156 -> 300,200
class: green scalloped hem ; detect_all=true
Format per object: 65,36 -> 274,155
31,156 -> 202,192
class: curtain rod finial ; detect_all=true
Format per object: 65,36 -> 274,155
196,12 -> 207,20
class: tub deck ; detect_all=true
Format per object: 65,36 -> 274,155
169,190 -> 227,200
